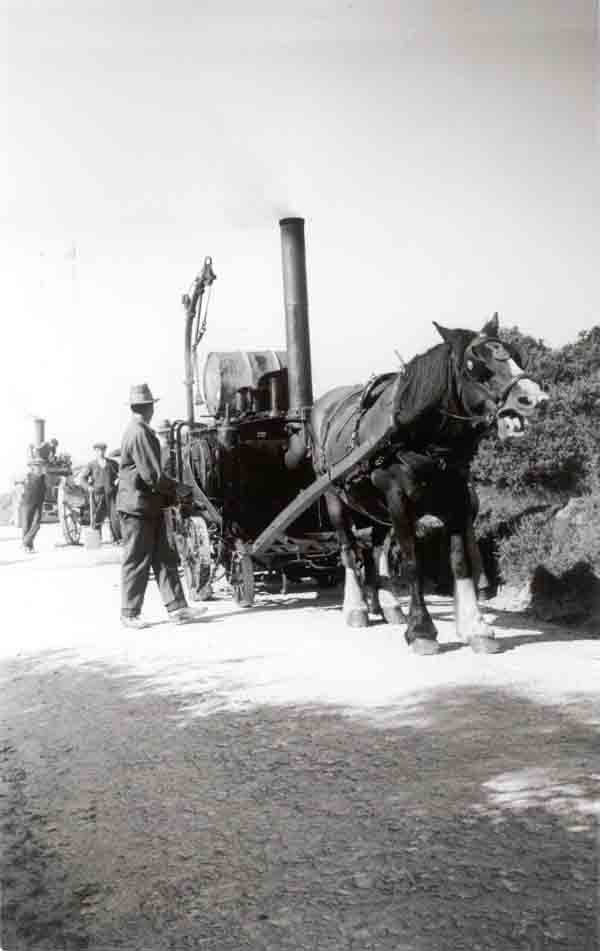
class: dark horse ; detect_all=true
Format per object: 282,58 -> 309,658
303,314 -> 546,655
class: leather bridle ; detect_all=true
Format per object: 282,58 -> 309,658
441,338 -> 535,427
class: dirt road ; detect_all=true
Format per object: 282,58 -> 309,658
1,524 -> 599,950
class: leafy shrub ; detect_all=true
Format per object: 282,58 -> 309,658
495,492 -> 600,604
530,562 -> 600,623
472,325 -> 600,592
495,510 -> 554,587
548,495 -> 600,577
473,351 -> 600,498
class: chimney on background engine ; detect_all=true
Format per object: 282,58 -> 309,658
279,217 -> 313,415
33,417 -> 45,446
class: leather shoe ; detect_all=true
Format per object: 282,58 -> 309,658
169,606 -> 208,625
121,616 -> 149,630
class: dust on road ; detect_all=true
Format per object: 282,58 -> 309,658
1,526 -> 599,950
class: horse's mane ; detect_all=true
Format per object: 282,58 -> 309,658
393,342 -> 454,428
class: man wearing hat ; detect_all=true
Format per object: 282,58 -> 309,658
80,441 -> 119,536
155,418 -> 174,474
20,459 -> 47,552
117,383 -> 206,628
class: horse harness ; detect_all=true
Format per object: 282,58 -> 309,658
318,337 -> 537,499
315,372 -> 404,479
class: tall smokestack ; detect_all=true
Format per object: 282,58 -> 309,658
33,417 -> 45,446
280,217 -> 313,415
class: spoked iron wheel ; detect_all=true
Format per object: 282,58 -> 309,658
177,514 -> 213,601
58,485 -> 82,545
228,540 -> 255,607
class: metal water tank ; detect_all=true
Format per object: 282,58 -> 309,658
200,350 -> 287,417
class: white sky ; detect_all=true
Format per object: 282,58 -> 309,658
1,0 -> 598,489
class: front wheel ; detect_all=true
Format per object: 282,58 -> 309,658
177,514 -> 213,601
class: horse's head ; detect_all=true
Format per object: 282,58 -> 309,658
433,312 -> 547,439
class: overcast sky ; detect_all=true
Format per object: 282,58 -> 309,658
1,0 -> 598,489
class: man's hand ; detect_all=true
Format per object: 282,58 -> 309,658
174,482 -> 194,517
174,482 -> 193,502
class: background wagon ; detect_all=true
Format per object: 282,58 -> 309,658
11,418 -> 74,529
56,472 -> 91,545
57,462 -> 122,547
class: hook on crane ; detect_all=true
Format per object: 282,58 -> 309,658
183,257 -> 217,424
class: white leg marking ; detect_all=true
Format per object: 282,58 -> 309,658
343,563 -> 367,614
454,577 -> 494,642
374,543 -> 405,624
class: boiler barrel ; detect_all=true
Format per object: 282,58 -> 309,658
201,350 -> 288,417
280,217 -> 313,414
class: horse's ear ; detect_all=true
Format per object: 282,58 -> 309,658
433,321 -> 453,345
481,312 -> 499,337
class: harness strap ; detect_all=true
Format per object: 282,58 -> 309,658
318,387 -> 363,470
350,372 -> 398,450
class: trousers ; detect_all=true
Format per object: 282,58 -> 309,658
92,489 -> 108,530
21,501 -> 43,550
92,490 -> 121,540
120,512 -> 187,618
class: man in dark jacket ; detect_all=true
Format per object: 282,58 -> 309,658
20,460 -> 46,552
117,383 -> 206,629
81,442 -> 119,535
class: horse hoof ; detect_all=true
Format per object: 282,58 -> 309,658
411,638 -> 440,656
346,610 -> 369,628
470,635 -> 502,654
382,607 -> 405,626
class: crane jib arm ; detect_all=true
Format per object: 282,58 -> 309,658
250,429 -> 390,560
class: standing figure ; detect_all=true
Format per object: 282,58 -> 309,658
47,438 -> 59,463
80,442 -> 120,540
20,460 -> 46,553
116,383 -> 206,629
155,419 -> 174,473
154,417 -> 180,551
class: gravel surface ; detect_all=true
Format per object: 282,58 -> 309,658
1,525 -> 599,950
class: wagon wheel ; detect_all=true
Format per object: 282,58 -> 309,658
178,514 -> 213,601
228,540 -> 255,607
57,483 -> 82,545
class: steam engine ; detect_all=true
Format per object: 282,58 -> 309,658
181,218 -> 335,573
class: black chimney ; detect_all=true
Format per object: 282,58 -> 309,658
279,217 -> 313,415
33,417 -> 45,446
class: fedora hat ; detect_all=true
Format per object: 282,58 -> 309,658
93,441 -> 107,450
155,418 -> 172,433
129,383 -> 159,405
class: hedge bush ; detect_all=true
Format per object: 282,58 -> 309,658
472,325 -> 600,589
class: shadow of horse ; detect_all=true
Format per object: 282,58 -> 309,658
480,606 -> 600,653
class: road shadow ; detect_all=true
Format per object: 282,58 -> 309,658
1,661 -> 598,951
480,606 -> 599,652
